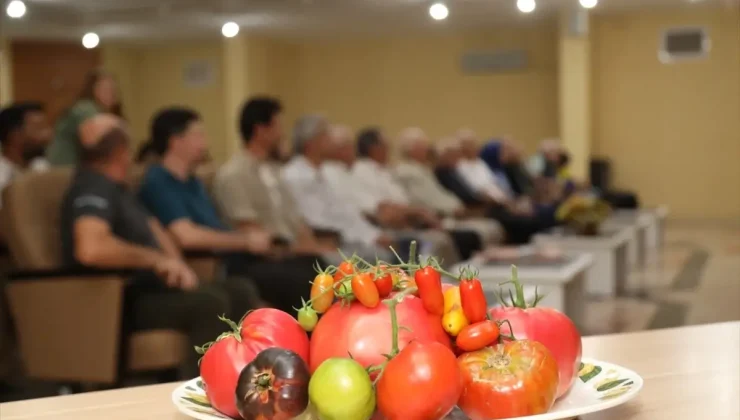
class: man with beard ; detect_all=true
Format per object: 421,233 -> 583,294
0,102 -> 52,208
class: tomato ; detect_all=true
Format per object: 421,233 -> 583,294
236,348 -> 310,420
310,273 -> 335,313
373,269 -> 394,298
376,341 -> 463,420
489,267 -> 582,398
459,277 -> 487,323
239,309 -> 311,365
456,320 -> 500,352
443,286 -> 462,313
414,266 -> 445,315
309,358 -> 375,420
442,308 -> 469,336
333,261 -> 355,282
351,273 -> 380,308
309,295 -> 451,373
297,306 -> 318,332
458,340 -> 559,420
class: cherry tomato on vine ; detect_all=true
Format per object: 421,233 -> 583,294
333,261 -> 355,282
460,276 -> 487,323
352,273 -> 380,308
456,320 -> 500,352
310,273 -> 335,313
297,306 -> 318,332
415,266 -> 445,315
373,269 -> 394,298
442,308 -> 469,337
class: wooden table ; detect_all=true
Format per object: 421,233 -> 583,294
1,322 -> 738,420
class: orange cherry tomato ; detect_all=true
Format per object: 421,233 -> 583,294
333,261 -> 355,283
456,320 -> 500,352
414,266 -> 445,315
443,286 -> 463,314
351,273 -> 380,308
373,268 -> 394,298
310,273 -> 335,314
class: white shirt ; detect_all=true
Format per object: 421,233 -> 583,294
0,156 -> 49,208
322,161 -> 364,214
394,160 -> 463,215
351,158 -> 409,213
456,158 -> 509,202
282,156 -> 382,247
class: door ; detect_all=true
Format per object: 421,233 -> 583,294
11,40 -> 101,124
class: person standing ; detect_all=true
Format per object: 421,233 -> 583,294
47,69 -> 122,166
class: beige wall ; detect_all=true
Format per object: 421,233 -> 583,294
592,9 -> 740,220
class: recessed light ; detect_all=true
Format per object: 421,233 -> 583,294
6,0 -> 26,18
517,0 -> 536,13
580,0 -> 598,8
429,3 -> 449,21
82,33 -> 99,49
221,22 -> 240,38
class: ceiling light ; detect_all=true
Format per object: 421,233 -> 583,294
6,0 -> 26,18
580,0 -> 598,8
517,0 -> 536,13
221,22 -> 240,38
429,3 -> 449,21
82,33 -> 99,49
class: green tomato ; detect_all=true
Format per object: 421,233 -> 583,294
309,358 -> 375,420
298,306 -> 318,332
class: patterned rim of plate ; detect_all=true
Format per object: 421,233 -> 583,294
172,357 -> 643,420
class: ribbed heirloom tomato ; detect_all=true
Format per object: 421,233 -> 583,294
458,340 -> 559,420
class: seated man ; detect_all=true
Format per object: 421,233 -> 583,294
137,107 -> 318,314
281,114 -> 396,262
0,102 -> 52,209
60,114 -> 255,378
394,127 -> 503,246
456,129 -> 514,205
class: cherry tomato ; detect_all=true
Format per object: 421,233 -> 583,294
414,266 -> 445,315
310,273 -> 335,314
443,286 -> 462,314
352,273 -> 380,308
460,277 -> 487,323
458,340 -> 559,420
373,270 -> 394,298
333,261 -> 355,282
456,320 -> 500,352
377,341 -> 463,420
442,308 -> 469,337
297,306 -> 318,332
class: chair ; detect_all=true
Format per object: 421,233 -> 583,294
0,168 -> 187,385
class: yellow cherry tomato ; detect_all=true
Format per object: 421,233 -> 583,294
442,308 -> 469,337
443,286 -> 462,314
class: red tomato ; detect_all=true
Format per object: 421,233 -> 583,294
414,266 -> 445,315
377,341 -> 463,420
458,340 -> 559,420
489,306 -> 581,399
309,294 -> 451,373
352,273 -> 380,308
373,270 -> 394,298
198,333 -> 254,419
459,277 -> 487,323
333,261 -> 355,282
239,309 -> 311,364
310,273 -> 335,313
455,320 -> 500,352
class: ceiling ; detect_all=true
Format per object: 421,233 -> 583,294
1,0 -> 737,41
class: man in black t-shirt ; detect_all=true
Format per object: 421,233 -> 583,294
60,114 -> 256,378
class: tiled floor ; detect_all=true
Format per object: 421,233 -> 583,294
2,222 -> 739,402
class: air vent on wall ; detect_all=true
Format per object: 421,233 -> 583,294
183,60 -> 215,88
461,50 -> 529,74
659,27 -> 710,64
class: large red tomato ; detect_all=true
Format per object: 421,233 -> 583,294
199,309 -> 310,419
309,294 -> 450,373
458,340 -> 559,420
377,341 -> 463,420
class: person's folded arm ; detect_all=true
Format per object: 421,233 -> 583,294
74,216 -> 165,269
168,219 -> 248,251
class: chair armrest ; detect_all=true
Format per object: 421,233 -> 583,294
5,274 -> 127,384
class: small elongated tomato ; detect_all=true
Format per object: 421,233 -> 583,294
460,277 -> 488,323
414,266 -> 445,315
236,348 -> 310,420
310,273 -> 335,313
458,340 -> 559,420
352,273 -> 380,308
456,320 -> 500,352
442,308 -> 469,336
373,270 -> 394,298
444,286 -> 462,313
333,261 -> 355,282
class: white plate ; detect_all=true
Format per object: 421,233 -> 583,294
172,357 -> 643,420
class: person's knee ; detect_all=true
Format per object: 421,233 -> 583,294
187,287 -> 231,319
